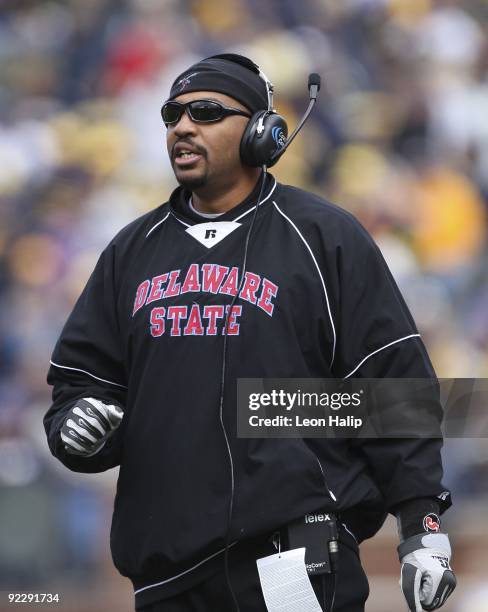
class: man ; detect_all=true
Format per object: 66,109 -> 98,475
44,54 -> 456,611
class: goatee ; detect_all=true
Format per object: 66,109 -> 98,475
176,174 -> 207,191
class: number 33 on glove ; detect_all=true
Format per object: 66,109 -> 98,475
60,398 -> 124,456
398,533 -> 456,611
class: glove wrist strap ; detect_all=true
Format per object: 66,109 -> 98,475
398,533 -> 451,561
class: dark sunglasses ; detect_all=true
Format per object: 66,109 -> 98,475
161,99 -> 251,126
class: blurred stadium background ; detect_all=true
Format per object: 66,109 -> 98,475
0,0 -> 487,610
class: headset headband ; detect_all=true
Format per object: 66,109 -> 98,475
257,67 -> 274,112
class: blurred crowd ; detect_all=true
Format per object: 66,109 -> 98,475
0,0 -> 487,608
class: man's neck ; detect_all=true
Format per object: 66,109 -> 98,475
191,170 -> 262,215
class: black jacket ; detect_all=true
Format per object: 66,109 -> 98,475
44,174 -> 451,607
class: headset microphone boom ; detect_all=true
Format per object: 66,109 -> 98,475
269,72 -> 321,164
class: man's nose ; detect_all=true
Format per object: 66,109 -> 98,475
172,110 -> 197,136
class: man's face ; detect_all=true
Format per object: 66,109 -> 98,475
166,90 -> 251,191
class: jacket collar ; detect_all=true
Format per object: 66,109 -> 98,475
169,172 -> 277,225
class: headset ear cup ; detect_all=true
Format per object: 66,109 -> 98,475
240,111 -> 267,167
240,112 -> 288,167
264,114 -> 288,167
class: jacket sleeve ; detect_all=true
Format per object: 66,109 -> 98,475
44,243 -> 128,473
332,216 -> 451,514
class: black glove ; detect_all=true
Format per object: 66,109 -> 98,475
398,533 -> 456,611
60,397 -> 124,457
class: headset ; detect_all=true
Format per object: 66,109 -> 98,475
239,66 -> 289,167
207,54 -> 320,168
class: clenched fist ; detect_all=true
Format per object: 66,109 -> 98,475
61,397 -> 124,457
399,533 -> 456,611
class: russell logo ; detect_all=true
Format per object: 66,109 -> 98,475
271,126 -> 286,148
423,513 -> 441,533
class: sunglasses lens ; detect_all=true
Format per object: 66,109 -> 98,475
161,103 -> 182,124
189,100 -> 223,122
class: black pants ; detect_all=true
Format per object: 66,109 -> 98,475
138,535 -> 369,612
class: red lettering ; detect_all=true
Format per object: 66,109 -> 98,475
146,274 -> 168,304
183,304 -> 204,335
239,271 -> 261,305
133,280 -> 150,316
256,278 -> 278,316
150,307 -> 166,337
223,305 -> 242,335
163,270 -> 181,298
220,267 -> 239,296
166,306 -> 187,336
201,264 -> 228,293
203,305 -> 225,335
180,263 -> 201,294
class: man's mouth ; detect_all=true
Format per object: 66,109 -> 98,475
173,144 -> 204,168
174,150 -> 202,166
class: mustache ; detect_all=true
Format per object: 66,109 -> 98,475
171,139 -> 207,159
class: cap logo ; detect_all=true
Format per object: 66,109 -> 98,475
176,72 -> 199,91
423,513 -> 441,533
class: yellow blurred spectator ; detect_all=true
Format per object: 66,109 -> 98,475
8,233 -> 64,288
49,105 -> 131,179
387,0 -> 432,27
411,166 -> 486,273
190,0 -> 250,36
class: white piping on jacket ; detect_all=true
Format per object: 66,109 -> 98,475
146,212 -> 171,238
49,360 -> 128,389
134,541 -> 238,595
171,214 -> 191,228
233,178 -> 277,222
272,200 -> 336,370
342,334 -> 421,379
